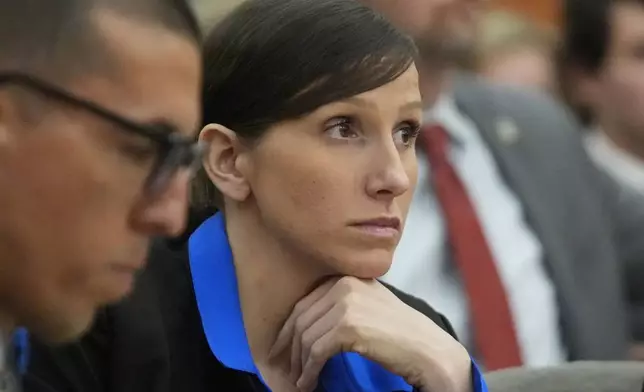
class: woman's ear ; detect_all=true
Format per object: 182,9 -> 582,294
199,123 -> 251,203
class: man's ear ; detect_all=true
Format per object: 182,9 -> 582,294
199,123 -> 251,203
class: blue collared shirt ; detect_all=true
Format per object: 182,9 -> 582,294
13,328 -> 29,375
189,213 -> 488,392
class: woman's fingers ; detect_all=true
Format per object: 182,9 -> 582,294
297,327 -> 340,392
287,297 -> 335,380
272,277 -> 472,392
270,279 -> 337,358
288,324 -> 303,382
298,302 -> 347,372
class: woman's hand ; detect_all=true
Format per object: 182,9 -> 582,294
269,277 -> 473,392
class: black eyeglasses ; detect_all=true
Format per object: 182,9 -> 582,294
0,72 -> 204,196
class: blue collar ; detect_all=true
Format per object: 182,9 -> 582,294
188,213 -> 413,392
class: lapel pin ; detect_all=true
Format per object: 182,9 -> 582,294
495,117 -> 520,145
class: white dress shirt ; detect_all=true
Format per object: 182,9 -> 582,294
383,95 -> 567,367
585,130 -> 644,195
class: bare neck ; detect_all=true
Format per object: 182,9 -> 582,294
225,211 -> 329,369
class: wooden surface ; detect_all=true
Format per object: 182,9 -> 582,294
191,0 -> 563,30
487,0 -> 561,29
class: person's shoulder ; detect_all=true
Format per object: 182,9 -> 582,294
453,73 -> 589,161
147,236 -> 190,283
146,207 -> 218,288
122,211 -> 220,391
381,282 -> 459,340
453,73 -> 552,105
453,73 -> 578,130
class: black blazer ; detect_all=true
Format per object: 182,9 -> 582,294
24,212 -> 458,392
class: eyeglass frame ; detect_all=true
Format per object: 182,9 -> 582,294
0,72 -> 205,196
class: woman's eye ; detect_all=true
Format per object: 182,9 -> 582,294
393,122 -> 421,148
325,117 -> 360,140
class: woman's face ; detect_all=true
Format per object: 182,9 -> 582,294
242,66 -> 422,278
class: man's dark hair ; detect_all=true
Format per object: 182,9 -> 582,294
560,0 -> 615,74
193,0 -> 418,209
0,0 -> 200,78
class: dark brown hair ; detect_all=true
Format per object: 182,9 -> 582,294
194,0 -> 417,209
0,0 -> 200,78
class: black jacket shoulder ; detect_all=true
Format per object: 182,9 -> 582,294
382,282 -> 458,339
24,218 -> 457,392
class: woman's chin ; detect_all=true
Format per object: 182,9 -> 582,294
331,250 -> 394,279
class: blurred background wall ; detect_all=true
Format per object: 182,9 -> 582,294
192,0 -> 561,30
489,0 -> 560,29
191,0 -> 241,26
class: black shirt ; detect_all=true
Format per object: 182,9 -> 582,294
24,212 -> 459,392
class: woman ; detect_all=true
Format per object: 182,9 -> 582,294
23,0 -> 487,391
183,0 -> 485,391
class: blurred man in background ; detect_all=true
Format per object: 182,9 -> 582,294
363,0 -> 644,370
560,0 -> 644,357
0,0 -> 201,389
560,0 -> 644,196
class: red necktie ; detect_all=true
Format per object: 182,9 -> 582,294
421,124 -> 523,370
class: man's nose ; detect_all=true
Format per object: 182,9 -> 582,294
129,171 -> 191,238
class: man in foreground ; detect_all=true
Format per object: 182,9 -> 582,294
0,0 -> 201,388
